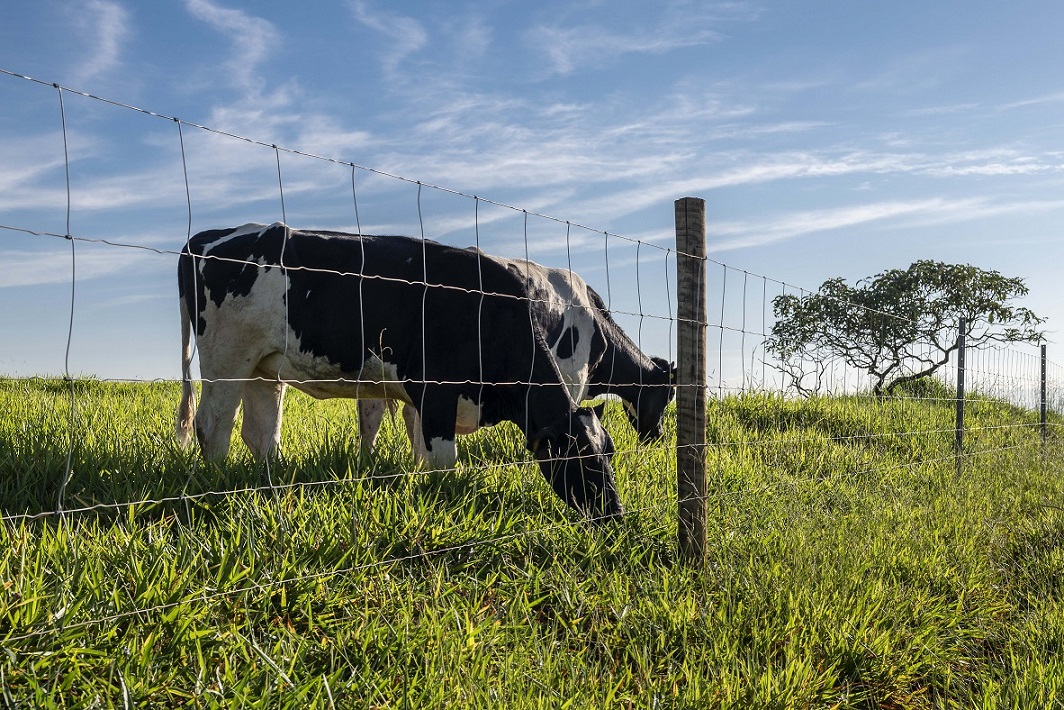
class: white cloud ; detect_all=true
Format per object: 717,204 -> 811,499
0,246 -> 157,288
450,14 -> 491,62
529,19 -> 716,77
526,1 -> 761,76
545,143 -> 1064,229
184,0 -> 281,95
924,162 -> 1057,177
0,133 -> 69,194
349,1 -> 428,78
709,199 -> 969,252
71,0 -> 130,84
898,103 -> 979,117
998,91 -> 1064,111
706,196 -> 1064,253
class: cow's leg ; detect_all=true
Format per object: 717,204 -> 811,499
358,399 -> 388,457
412,391 -> 459,471
241,379 -> 286,459
400,403 -> 431,466
195,379 -> 244,463
402,395 -> 483,466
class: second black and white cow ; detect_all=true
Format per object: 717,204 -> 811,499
175,223 -> 623,519
359,252 -> 675,460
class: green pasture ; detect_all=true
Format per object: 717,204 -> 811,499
1,378 -> 1062,708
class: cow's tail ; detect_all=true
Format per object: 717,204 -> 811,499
176,294 -> 197,448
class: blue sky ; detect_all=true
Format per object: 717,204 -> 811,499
2,0 -> 1063,385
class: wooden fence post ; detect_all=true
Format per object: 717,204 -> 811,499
675,197 -> 707,565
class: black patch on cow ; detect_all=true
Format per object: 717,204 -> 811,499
179,226 -> 240,335
179,225 -> 287,335
553,325 -> 580,360
203,225 -> 284,307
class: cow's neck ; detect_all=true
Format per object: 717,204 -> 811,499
510,346 -> 579,436
587,320 -> 659,404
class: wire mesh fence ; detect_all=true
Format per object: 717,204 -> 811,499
1,68 -> 1061,667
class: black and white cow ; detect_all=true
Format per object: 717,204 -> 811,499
358,252 -> 675,460
175,223 -> 623,519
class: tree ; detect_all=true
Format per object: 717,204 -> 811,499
765,260 -> 1044,397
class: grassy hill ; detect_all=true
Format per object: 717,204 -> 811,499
1,378 -> 1062,708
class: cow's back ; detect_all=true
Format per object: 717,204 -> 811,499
181,223 -> 547,396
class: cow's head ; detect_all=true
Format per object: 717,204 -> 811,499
625,357 -> 677,442
527,404 -> 623,521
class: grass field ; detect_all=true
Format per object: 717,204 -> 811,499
1,378 -> 1063,708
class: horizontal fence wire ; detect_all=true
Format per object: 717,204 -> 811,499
1,68 -> 1059,660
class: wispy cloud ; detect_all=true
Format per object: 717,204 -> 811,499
70,0 -> 130,84
706,196 -> 1064,253
898,103 -> 980,117
184,0 -> 281,96
0,133 -> 69,195
998,91 -> 1064,111
528,2 -> 757,76
447,13 -> 491,63
709,198 -> 972,252
546,143 -> 1064,229
0,247 -> 157,288
852,46 -> 971,95
349,1 -> 428,78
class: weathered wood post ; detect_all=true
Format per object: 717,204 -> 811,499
955,317 -> 966,477
675,197 -> 707,565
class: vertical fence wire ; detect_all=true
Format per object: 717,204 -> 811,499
176,117 -> 202,516
55,84 -> 76,519
475,197 -> 486,428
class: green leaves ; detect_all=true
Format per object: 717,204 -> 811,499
766,261 -> 1045,396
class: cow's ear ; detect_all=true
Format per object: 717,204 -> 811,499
592,402 -> 606,420
527,424 -> 556,455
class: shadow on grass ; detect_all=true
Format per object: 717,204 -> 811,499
0,432 -> 404,522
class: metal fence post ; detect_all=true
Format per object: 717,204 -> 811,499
675,197 -> 707,566
955,317 -> 966,476
1041,343 -> 1048,449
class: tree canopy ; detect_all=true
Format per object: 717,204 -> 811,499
765,260 -> 1044,397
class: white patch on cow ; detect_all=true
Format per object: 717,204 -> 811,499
201,222 -> 269,255
455,395 -> 481,435
425,436 -> 458,470
577,408 -> 610,449
197,259 -> 409,405
507,257 -> 597,403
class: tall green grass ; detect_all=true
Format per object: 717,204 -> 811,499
1,378 -> 1062,708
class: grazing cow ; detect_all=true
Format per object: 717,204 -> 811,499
359,252 -> 675,458
175,223 -> 623,519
